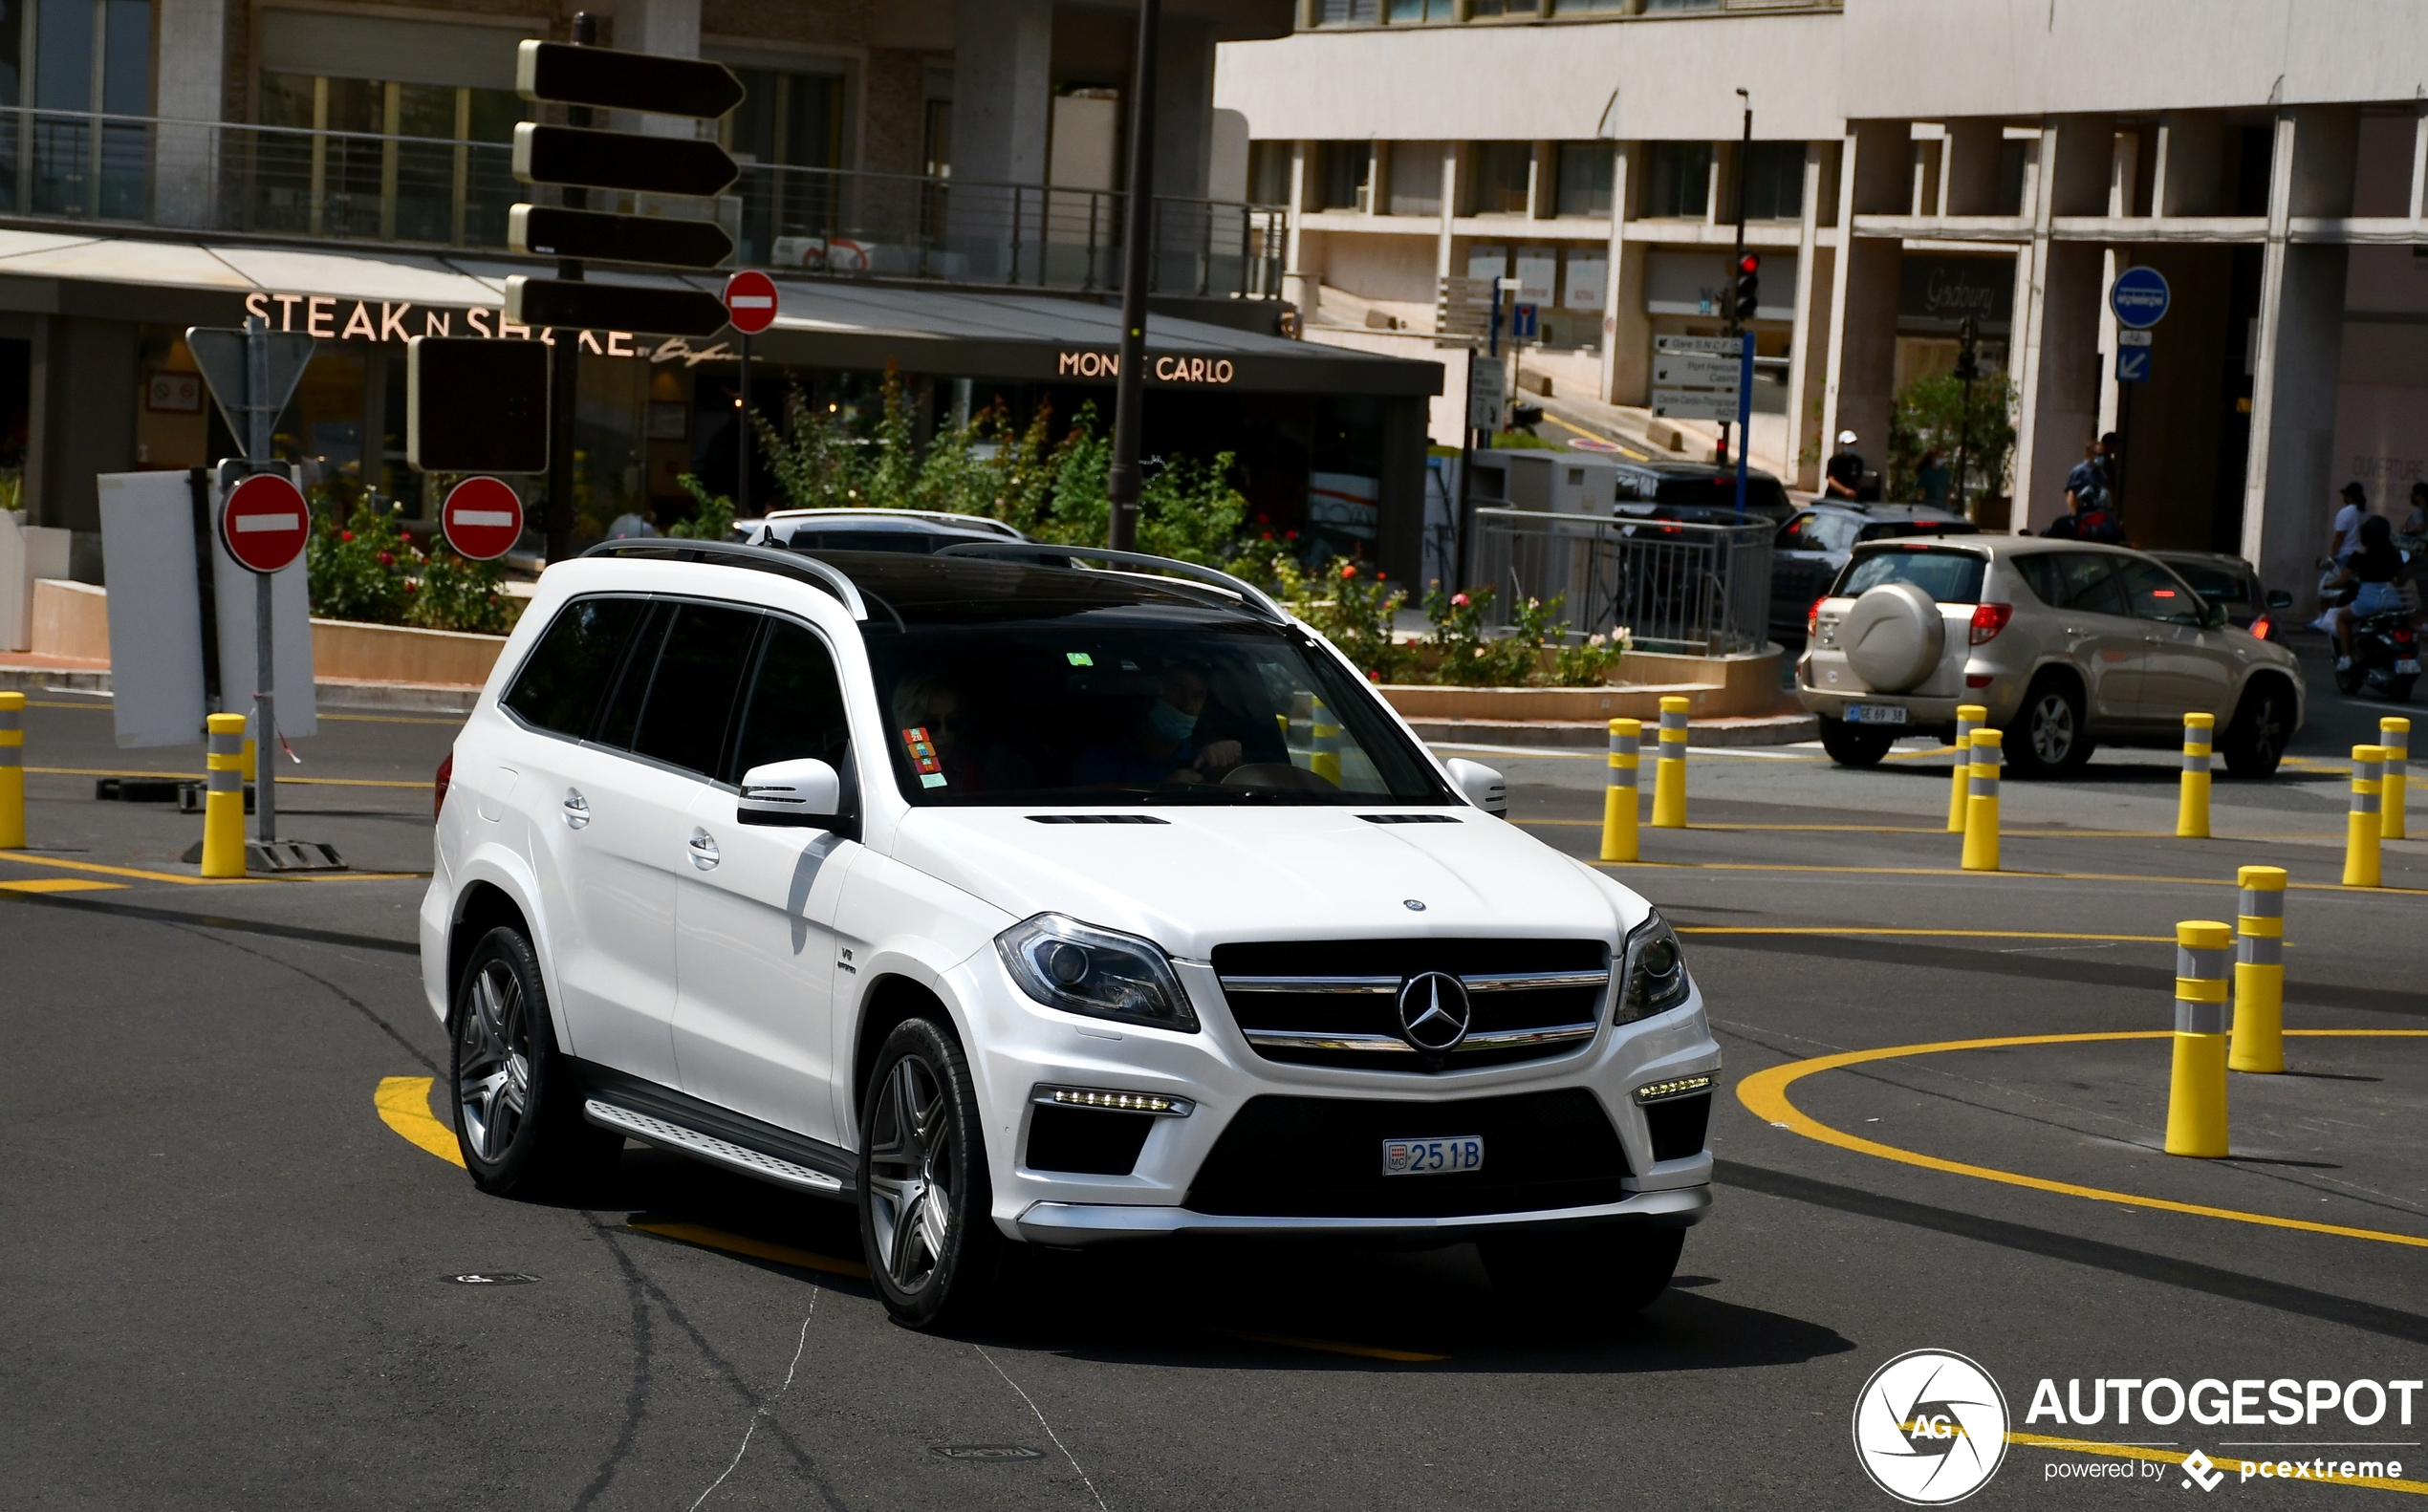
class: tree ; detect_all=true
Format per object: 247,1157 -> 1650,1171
1888,370 -> 2016,514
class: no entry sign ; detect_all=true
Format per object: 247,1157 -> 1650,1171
723,270 -> 778,335
441,476 -> 526,561
221,473 -> 311,574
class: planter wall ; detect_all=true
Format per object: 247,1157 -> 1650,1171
1378,644 -> 1783,724
29,579 -> 506,688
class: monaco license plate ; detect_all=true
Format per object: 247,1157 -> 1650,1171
1382,1136 -> 1484,1177
2397,659 -> 2421,675
1844,703 -> 1908,725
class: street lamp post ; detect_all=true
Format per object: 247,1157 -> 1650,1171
1954,313 -> 1980,521
1106,0 -> 1162,551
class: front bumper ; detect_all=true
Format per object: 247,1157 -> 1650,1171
1015,1182 -> 1711,1245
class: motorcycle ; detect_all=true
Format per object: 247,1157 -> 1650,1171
2335,609 -> 2420,701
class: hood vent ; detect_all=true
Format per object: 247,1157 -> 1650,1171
1356,813 -> 1462,825
1026,814 -> 1170,825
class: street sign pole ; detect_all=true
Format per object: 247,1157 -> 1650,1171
1726,88 -> 1749,478
543,10 -> 596,564
246,321 -> 277,847
738,332 -> 750,519
1105,0 -> 1161,553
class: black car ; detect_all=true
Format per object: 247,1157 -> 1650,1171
1612,460 -> 1794,526
2143,550 -> 2292,633
1769,502 -> 1977,639
736,508 -> 1028,554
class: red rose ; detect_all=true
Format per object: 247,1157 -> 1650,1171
377,551 -> 392,566
1451,592 -> 1470,608
1339,564 -> 1356,580
340,530 -> 354,543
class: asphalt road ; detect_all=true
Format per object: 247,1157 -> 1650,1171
5,684 -> 2425,1509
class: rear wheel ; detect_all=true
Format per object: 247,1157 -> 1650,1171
2005,676 -> 2092,778
1818,715 -> 1895,767
450,926 -> 620,1198
1481,1226 -> 1684,1320
857,1016 -> 1008,1330
2221,680 -> 2292,777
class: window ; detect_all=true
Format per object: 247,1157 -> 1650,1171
1466,0 -> 1542,14
1385,142 -> 1442,215
1314,140 -> 1369,210
2159,559 -> 2253,608
2117,559 -> 2204,626
727,64 -> 847,265
1388,0 -> 1454,17
627,605 -> 764,779
1554,142 -> 1613,217
1469,141 -> 1531,215
19,0 -> 150,217
1315,0 -> 1380,23
1857,518 -> 1977,543
1643,141 -> 1712,219
1740,141 -> 1805,221
1997,139 -> 2028,215
1778,512 -> 1859,553
255,72 -> 527,244
1835,547 -> 1988,604
2014,552 -> 2129,616
729,620 -> 853,785
504,597 -> 651,738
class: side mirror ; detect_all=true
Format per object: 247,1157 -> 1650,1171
1443,757 -> 1507,817
2265,589 -> 2293,610
738,758 -> 843,828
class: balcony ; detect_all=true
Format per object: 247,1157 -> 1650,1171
0,106 -> 1288,301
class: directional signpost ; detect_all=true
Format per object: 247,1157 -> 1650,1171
1651,335 -> 1744,421
723,270 -> 778,516
440,477 -> 526,562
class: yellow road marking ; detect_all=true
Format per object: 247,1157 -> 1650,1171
320,712 -> 467,725
0,876 -> 124,893
1220,1328 -> 1446,1364
0,853 -> 258,886
1680,926 -> 2177,943
32,766 -> 427,788
1535,410 -> 1649,461
27,700 -> 107,709
375,1076 -> 465,1168
2009,1432 -> 2428,1496
1736,1030 -> 2428,1249
626,1220 -> 871,1280
1528,818 -> 2342,838
1600,858 -> 2428,896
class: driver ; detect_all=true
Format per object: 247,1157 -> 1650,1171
1073,663 -> 1244,787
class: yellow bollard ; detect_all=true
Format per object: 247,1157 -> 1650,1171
1960,727 -> 2002,871
2382,717 -> 2409,840
2176,712 -> 2213,839
1310,699 -> 1340,786
200,713 -> 249,878
1947,703 -> 1985,832
2343,745 -> 2385,888
2227,865 -> 2287,1074
241,735 -> 258,785
1601,718 -> 1640,862
0,689 -> 23,850
2164,919 -> 2233,1156
1650,695 -> 1689,829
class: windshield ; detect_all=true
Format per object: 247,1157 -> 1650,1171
865,618 -> 1455,807
1835,546 -> 1988,604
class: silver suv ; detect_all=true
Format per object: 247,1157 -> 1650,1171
1797,537 -> 2305,776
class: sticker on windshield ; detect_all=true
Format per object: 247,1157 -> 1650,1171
901,726 -> 947,788
1066,651 -> 1094,667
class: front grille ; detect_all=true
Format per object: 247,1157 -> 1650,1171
1186,1090 -> 1630,1218
1212,938 -> 1611,1070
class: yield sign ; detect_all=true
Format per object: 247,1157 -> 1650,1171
724,270 -> 778,335
185,326 -> 317,457
441,476 -> 526,561
221,473 -> 312,574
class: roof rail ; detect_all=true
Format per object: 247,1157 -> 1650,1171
931,541 -> 1291,625
579,538 -> 869,620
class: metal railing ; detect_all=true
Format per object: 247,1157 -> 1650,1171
1468,507 -> 1774,655
0,105 -> 1288,300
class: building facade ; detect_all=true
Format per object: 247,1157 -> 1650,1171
1219,0 -> 2428,601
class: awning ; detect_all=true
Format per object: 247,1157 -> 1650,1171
0,227 -> 1440,399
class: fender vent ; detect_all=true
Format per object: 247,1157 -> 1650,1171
1356,813 -> 1462,825
1027,814 -> 1170,825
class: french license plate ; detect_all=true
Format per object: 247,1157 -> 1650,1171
1382,1136 -> 1484,1176
2397,659 -> 2421,675
1844,703 -> 1908,725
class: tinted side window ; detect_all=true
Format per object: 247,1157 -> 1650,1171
729,620 -> 853,784
502,596 -> 648,737
2052,553 -> 2132,616
631,605 -> 764,778
2118,559 -> 2203,625
593,601 -> 676,751
1776,512 -> 1826,551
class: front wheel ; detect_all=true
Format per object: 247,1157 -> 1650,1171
857,1016 -> 1008,1330
1817,716 -> 1895,767
1481,1225 -> 1684,1320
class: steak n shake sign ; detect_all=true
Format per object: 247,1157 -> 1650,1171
238,291 -> 738,367
1056,348 -> 1238,385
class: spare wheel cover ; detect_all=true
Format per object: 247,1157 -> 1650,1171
1841,581 -> 1945,693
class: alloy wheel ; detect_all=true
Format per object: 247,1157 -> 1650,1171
457,961 -> 532,1163
866,1054 -> 954,1294
2029,693 -> 2076,766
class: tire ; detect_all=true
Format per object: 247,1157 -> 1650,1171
1480,1225 -> 1684,1320
1818,715 -> 1895,767
450,926 -> 621,1198
2221,680 -> 2293,778
2005,675 -> 2092,778
2334,659 -> 2366,696
856,1016 -> 1009,1330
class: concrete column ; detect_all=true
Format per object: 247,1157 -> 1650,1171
612,0 -> 703,137
2243,106 -> 2358,602
2010,116 -> 2114,533
1154,15 -> 1216,202
1942,119 -> 2005,216
26,317 -> 137,536
1784,141 -> 1829,491
152,0 -> 228,227
1597,141 -> 1637,405
952,0 -> 1051,186
2153,112 -> 2225,218
1435,141 -> 1460,287
1282,140 -> 1316,314
2411,99 -> 2428,221
1820,120 -> 1907,485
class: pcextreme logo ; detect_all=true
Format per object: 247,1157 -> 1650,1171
1853,1350 -> 2012,1505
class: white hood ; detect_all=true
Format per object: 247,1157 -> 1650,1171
889,806 -> 1642,960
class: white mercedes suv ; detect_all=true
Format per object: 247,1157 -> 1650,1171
420,539 -> 1719,1327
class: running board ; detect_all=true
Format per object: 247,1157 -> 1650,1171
584,1099 -> 847,1196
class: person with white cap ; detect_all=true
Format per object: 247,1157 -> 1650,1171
1825,430 -> 1866,500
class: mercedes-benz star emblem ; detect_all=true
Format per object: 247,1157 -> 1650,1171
1397,971 -> 1472,1052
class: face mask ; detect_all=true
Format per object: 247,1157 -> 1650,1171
1147,699 -> 1198,743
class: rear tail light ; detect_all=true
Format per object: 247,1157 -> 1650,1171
2397,626 -> 2417,644
1969,602 -> 2014,645
2248,614 -> 2273,641
1809,595 -> 1827,636
435,751 -> 453,822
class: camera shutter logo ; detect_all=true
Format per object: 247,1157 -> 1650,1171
1852,1350 -> 2009,1504
1396,971 -> 1471,1051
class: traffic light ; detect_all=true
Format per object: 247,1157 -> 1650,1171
1733,252 -> 1761,322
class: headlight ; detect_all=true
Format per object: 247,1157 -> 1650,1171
996,914 -> 1199,1032
1615,910 -> 1691,1024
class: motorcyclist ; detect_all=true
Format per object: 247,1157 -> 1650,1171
2324,513 -> 2411,671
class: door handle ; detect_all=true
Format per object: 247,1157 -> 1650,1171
562,790 -> 591,831
688,828 -> 721,871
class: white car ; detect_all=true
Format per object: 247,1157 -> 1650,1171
421,539 -> 1718,1327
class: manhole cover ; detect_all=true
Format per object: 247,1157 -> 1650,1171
439,1272 -> 541,1285
928,1445 -> 1045,1461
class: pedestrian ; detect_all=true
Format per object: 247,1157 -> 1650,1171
1915,447 -> 1952,507
2098,430 -> 2124,516
2401,480 -> 2427,548
1826,430 -> 1865,501
2330,481 -> 2368,561
605,504 -> 659,540
2055,440 -> 2122,542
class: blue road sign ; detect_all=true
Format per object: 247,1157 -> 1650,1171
2115,346 -> 2152,383
2110,267 -> 2170,329
1511,303 -> 1539,339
